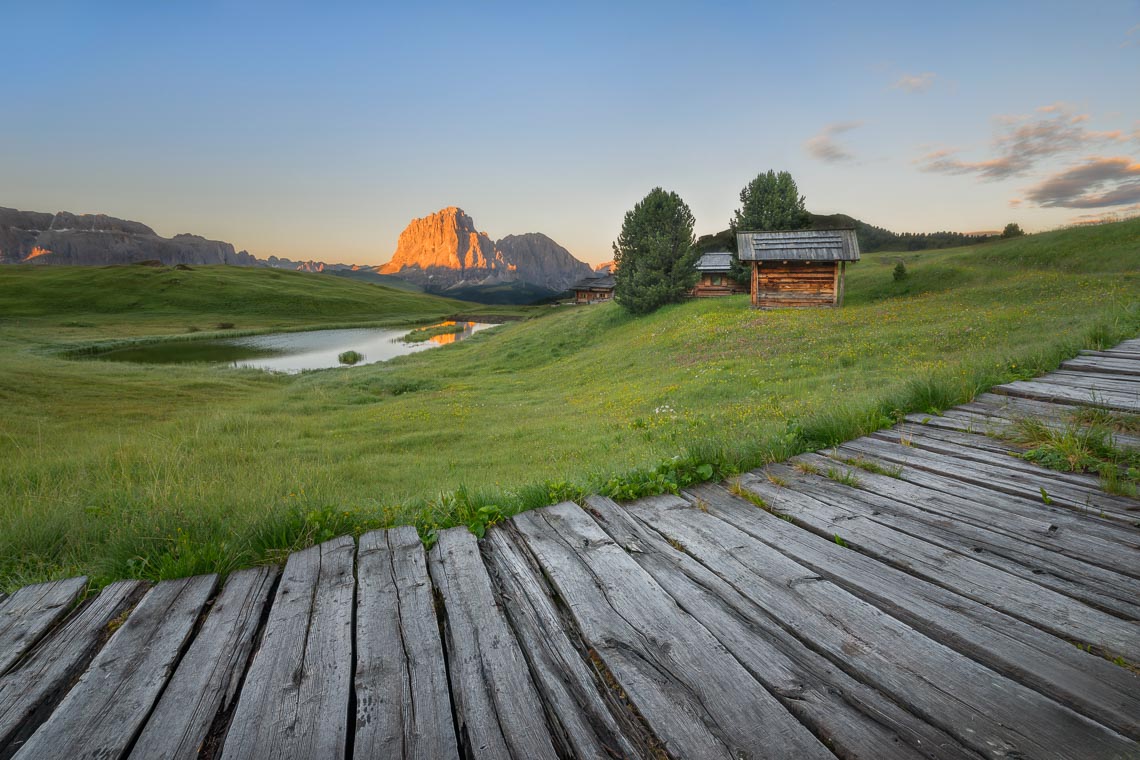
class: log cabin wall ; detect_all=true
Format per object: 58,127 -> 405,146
751,261 -> 838,308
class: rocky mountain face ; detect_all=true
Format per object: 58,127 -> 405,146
0,207 -> 259,267
378,207 -> 590,292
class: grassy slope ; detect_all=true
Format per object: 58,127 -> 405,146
1,222 -> 1138,589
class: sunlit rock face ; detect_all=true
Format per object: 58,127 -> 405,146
0,206 -> 258,266
379,207 -> 591,291
379,207 -> 504,286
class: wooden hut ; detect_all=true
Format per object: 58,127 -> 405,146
689,252 -> 748,297
570,273 -> 615,303
736,229 -> 860,308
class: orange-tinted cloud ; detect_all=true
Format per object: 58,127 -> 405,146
1025,156 -> 1140,208
917,104 -> 1130,180
805,121 -> 862,163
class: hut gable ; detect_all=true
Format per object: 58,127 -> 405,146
570,273 -> 615,303
737,229 -> 860,262
736,229 -> 859,309
689,251 -> 747,298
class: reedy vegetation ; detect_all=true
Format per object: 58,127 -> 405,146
1,220 -> 1139,590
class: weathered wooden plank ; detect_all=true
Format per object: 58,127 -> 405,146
799,451 -> 1140,578
0,577 -> 88,676
1063,357 -> 1140,377
12,575 -> 216,760
514,503 -> 833,760
585,495 -> 980,760
877,420 -> 1024,457
128,566 -> 277,760
771,460 -> 1140,618
994,379 -> 1140,412
354,527 -> 456,760
859,429 -> 1120,493
0,580 -> 146,758
427,526 -> 558,760
822,444 -> 1140,551
738,469 -> 1140,660
219,537 -> 354,760
688,482 -> 1140,741
645,487 -> 1140,756
482,526 -> 648,759
1044,369 -> 1140,392
837,436 -> 1140,523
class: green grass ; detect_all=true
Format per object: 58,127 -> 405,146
1,220 -> 1139,590
1005,413 -> 1140,497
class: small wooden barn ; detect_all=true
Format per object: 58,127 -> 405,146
736,229 -> 860,308
570,273 -> 615,303
689,252 -> 748,298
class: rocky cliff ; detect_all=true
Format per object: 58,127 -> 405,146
378,207 -> 589,292
494,233 -> 593,291
0,207 -> 258,267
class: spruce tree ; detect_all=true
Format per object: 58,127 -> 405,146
731,170 -> 812,232
612,188 -> 698,315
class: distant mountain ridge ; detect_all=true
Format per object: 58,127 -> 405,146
0,205 -> 593,304
377,207 -> 592,293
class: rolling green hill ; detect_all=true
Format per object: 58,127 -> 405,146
0,263 -> 466,320
0,220 -> 1137,590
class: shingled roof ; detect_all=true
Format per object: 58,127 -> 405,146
736,229 -> 860,262
694,252 -> 734,272
570,273 -> 615,291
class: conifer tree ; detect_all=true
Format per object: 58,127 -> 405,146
612,187 -> 698,315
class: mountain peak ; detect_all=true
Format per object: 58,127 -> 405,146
378,208 -> 591,291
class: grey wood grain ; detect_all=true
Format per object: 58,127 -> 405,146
514,502 -> 834,760
482,525 -> 648,759
585,494 -> 979,760
0,580 -> 146,759
219,536 -> 354,760
1042,370 -> 1140,393
354,527 -> 457,760
739,467 -> 1140,660
128,566 -> 277,760
686,482 -> 1140,741
634,490 -> 1139,759
0,577 -> 88,676
12,574 -> 216,760
1062,357 -> 1140,377
427,526 -> 557,760
778,459 -> 1140,617
814,445 -> 1140,551
799,450 -> 1140,578
994,379 -> 1140,412
837,436 -> 1139,523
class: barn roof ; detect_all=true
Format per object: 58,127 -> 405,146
570,273 -> 615,291
736,229 -> 860,262
694,252 -> 734,272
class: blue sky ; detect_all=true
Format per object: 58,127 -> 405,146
4,1 -> 1138,265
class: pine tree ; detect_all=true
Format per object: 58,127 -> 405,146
612,188 -> 698,315
731,170 -> 812,233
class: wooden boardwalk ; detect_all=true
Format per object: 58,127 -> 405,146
3,340 -> 1139,759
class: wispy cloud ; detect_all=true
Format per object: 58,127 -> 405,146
891,72 -> 936,93
916,103 -> 1129,180
1025,156 -> 1140,208
1122,23 -> 1139,48
805,121 -> 862,163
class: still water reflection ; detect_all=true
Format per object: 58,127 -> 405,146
94,321 -> 495,373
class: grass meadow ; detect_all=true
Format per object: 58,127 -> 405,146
1,221 -> 1138,590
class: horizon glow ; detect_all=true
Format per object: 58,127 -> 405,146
2,1 -> 1138,266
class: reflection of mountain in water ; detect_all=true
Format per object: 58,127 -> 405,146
429,321 -> 479,345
